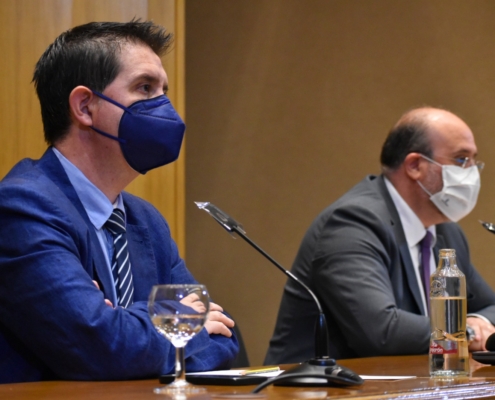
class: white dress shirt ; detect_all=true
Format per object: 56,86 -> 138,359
384,177 -> 436,316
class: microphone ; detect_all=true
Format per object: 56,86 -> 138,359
195,202 -> 363,387
486,333 -> 495,351
480,220 -> 495,235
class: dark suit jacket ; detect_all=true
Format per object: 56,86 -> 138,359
265,175 -> 495,364
0,149 -> 238,383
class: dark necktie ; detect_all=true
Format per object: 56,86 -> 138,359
420,231 -> 433,312
105,209 -> 134,308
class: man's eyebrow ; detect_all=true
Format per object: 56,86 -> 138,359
453,151 -> 478,160
454,148 -> 477,155
132,73 -> 163,86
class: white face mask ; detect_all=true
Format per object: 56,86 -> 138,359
417,156 -> 481,222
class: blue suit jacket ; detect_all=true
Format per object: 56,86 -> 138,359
0,149 -> 238,383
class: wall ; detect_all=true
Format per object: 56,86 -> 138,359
0,0 -> 186,253
185,0 -> 495,365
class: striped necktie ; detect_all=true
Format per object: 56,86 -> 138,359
105,209 -> 134,308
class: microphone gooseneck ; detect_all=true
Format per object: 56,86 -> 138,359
195,202 -> 363,387
225,225 -> 330,359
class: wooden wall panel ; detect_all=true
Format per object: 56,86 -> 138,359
137,0 -> 186,256
0,0 -> 71,175
71,0 -> 148,24
0,0 -> 185,255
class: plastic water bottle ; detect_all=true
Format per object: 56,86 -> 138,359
429,249 -> 469,377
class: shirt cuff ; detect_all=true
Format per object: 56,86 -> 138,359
467,313 -> 492,325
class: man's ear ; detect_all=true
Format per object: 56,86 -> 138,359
68,86 -> 95,127
403,152 -> 426,181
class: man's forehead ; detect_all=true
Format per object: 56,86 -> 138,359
428,119 -> 476,155
117,42 -> 166,77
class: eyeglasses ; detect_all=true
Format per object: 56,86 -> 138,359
420,154 -> 485,172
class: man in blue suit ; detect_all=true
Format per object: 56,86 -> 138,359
0,20 -> 238,383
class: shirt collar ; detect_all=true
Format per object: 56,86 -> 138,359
384,177 -> 436,247
52,148 -> 124,230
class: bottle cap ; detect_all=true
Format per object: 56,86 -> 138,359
439,249 -> 456,257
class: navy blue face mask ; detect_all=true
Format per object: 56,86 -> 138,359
90,90 -> 185,174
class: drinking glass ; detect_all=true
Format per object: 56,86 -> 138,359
148,284 -> 209,395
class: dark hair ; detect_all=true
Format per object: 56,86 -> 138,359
32,20 -> 173,145
380,111 -> 433,170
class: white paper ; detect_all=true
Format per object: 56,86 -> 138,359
188,370 -> 283,377
187,370 -> 415,380
361,375 -> 416,380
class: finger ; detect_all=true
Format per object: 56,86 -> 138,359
194,303 -> 207,313
92,280 -> 100,290
187,302 -> 207,314
468,318 -> 494,341
180,293 -> 200,306
204,321 -> 233,337
209,302 -> 224,312
208,311 -> 235,328
104,299 -> 114,307
469,341 -> 483,352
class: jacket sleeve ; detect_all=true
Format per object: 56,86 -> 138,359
311,204 -> 430,357
129,194 -> 240,374
0,180 -> 237,381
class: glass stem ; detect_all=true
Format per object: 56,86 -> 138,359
175,346 -> 186,383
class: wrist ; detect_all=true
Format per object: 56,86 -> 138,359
467,325 -> 475,343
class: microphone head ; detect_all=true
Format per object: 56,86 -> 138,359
195,202 -> 246,234
480,220 -> 495,235
486,333 -> 495,351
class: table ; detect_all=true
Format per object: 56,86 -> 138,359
2,355 -> 495,399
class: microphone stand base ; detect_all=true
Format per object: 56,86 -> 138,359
274,357 -> 363,387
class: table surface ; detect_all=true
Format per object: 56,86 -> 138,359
3,355 -> 495,399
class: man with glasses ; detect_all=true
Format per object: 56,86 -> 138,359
265,107 -> 495,364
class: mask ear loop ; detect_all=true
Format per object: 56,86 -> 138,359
90,90 -> 130,144
90,125 -> 126,144
416,154 -> 445,197
417,180 -> 434,197
91,90 -> 134,113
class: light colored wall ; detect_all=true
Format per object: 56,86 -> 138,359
185,0 -> 495,366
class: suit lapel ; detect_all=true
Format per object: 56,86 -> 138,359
36,149 -> 115,300
377,176 -> 427,315
398,243 -> 426,315
122,192 -> 158,301
125,219 -> 159,302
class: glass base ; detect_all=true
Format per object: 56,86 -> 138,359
430,372 -> 469,378
154,379 -> 206,395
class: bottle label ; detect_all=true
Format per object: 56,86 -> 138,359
430,341 -> 458,355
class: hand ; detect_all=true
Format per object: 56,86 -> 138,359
204,302 -> 235,337
467,316 -> 495,351
180,292 -> 207,313
93,280 -> 113,308
180,294 -> 234,337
